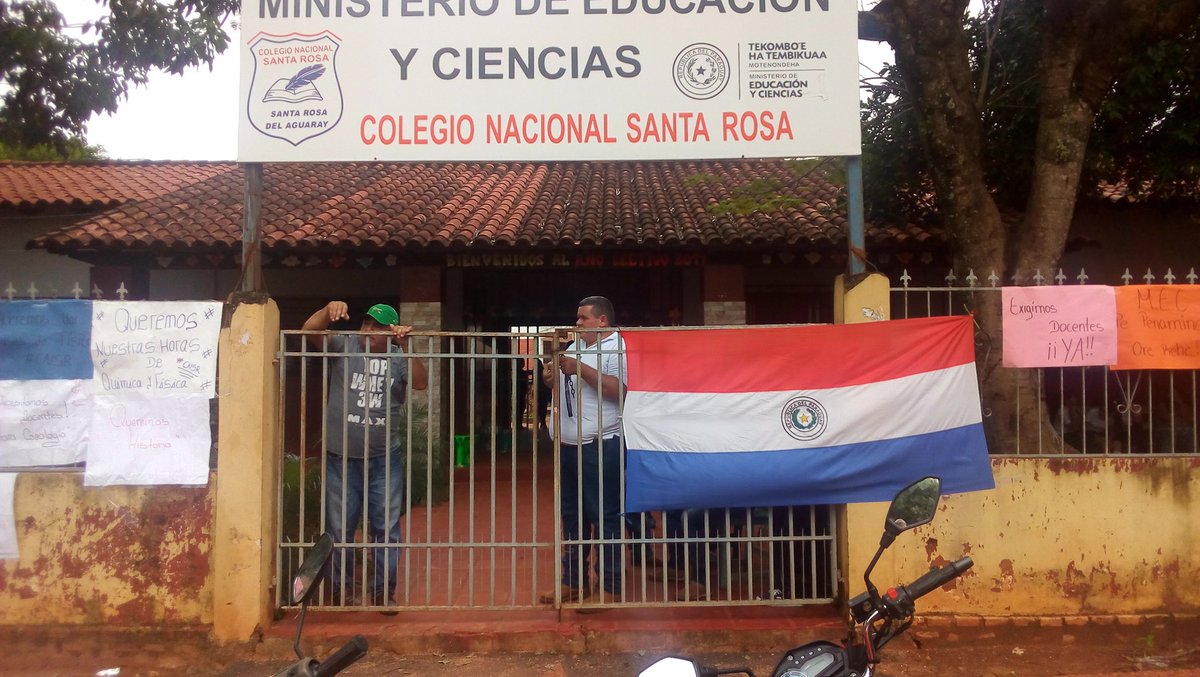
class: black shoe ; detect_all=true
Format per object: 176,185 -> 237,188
372,592 -> 400,615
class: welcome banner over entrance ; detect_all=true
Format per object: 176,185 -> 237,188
237,0 -> 860,162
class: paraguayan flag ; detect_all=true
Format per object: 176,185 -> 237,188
622,316 -> 994,512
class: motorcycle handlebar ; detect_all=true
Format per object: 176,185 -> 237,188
902,556 -> 974,602
315,635 -> 369,677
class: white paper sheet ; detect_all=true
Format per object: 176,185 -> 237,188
0,380 -> 90,467
91,301 -> 222,398
84,392 -> 212,487
0,474 -> 18,559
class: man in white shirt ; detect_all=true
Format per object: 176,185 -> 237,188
539,296 -> 627,604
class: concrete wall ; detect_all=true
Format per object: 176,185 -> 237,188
6,456 -> 1197,628
3,302 -> 1197,631
0,473 -> 213,625
0,300 -> 279,641
846,457 -> 1200,618
1,214 -> 93,297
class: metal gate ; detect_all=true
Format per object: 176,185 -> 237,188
276,327 -> 837,611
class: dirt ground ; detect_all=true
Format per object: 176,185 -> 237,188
211,627 -> 1200,677
211,647 -> 1200,677
6,617 -> 1199,677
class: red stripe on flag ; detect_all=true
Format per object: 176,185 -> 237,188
623,315 -> 976,393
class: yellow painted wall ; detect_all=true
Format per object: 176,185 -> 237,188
846,457 -> 1200,617
0,473 -> 213,625
3,367 -> 1197,626
0,299 -> 279,634
212,297 -> 281,642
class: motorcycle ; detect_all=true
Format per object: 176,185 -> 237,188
638,476 -> 973,677
272,533 -> 369,677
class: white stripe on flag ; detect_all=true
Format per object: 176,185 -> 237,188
623,363 -> 981,453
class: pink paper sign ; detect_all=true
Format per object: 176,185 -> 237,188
1002,286 -> 1117,367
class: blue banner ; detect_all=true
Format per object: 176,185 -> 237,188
0,300 -> 93,380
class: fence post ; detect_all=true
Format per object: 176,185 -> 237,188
833,272 -> 890,324
832,270 -> 890,610
212,295 -> 281,642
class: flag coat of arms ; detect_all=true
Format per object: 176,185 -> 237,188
621,316 -> 994,512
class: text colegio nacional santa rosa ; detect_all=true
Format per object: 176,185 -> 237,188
238,0 -> 861,162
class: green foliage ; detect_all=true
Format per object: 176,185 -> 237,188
861,0 -> 1200,222
860,62 -> 941,225
401,398 -> 451,507
687,157 -> 845,218
0,136 -> 105,160
281,453 -> 323,543
0,0 -> 238,152
861,1 -> 1046,222
1087,15 -> 1200,199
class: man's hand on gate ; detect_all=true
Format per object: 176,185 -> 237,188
389,324 -> 415,349
325,301 -> 349,322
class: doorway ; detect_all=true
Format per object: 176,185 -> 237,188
457,267 -> 686,330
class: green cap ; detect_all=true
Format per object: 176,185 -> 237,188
365,303 -> 399,326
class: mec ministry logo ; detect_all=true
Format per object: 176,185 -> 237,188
247,32 -> 344,146
673,43 -> 730,100
781,395 -> 828,442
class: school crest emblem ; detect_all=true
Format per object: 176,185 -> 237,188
246,32 -> 344,146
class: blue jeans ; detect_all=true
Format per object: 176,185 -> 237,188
665,509 -> 713,584
325,451 -> 404,604
559,436 -> 623,596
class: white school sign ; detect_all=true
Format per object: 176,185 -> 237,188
237,0 -> 861,162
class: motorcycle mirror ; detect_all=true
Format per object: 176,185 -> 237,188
638,657 -> 716,677
884,476 -> 942,538
292,533 -> 335,605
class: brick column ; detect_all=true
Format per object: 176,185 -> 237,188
702,264 -> 746,325
397,267 -> 445,504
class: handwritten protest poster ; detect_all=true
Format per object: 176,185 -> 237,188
0,300 -> 92,380
85,300 -> 221,485
0,300 -> 92,467
1,474 -> 17,559
0,381 -> 91,467
1112,285 -> 1200,370
90,301 -> 222,397
83,393 -> 212,486
1002,286 -> 1117,368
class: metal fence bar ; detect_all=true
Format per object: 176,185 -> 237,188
277,327 -> 837,611
2,281 -> 127,301
893,267 -> 1200,456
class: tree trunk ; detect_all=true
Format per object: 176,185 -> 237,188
1013,0 -> 1200,272
874,0 -> 1200,454
967,292 -> 1062,454
875,0 -> 1045,454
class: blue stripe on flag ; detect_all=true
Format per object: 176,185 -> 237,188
623,424 -> 994,512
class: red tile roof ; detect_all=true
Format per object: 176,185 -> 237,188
8,161 -> 940,254
0,161 -> 230,209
